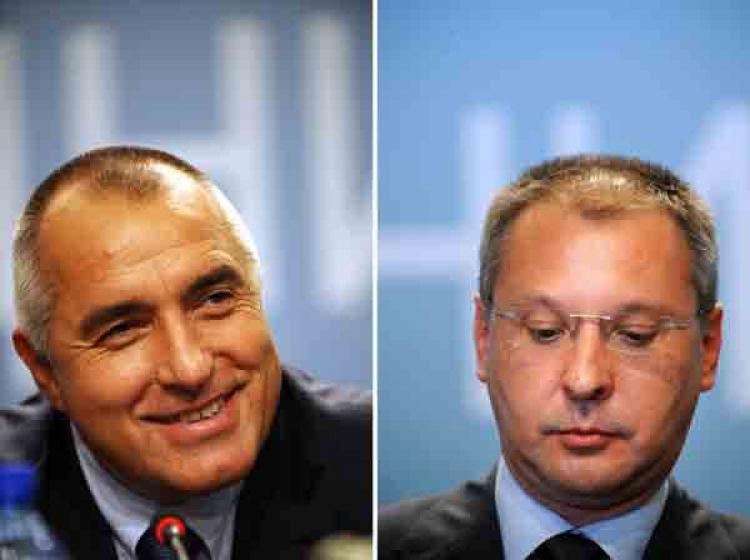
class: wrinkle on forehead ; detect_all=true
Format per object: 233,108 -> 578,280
80,241 -> 230,287
38,188 -> 247,298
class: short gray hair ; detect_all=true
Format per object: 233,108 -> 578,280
479,155 -> 717,320
13,145 -> 261,358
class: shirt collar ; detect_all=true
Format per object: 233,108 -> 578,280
72,423 -> 242,559
495,457 -> 668,560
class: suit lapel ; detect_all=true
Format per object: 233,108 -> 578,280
643,481 -> 689,559
231,374 -> 335,558
37,413 -> 117,560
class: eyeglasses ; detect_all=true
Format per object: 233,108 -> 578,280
489,306 -> 699,359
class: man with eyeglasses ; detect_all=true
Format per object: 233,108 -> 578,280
379,155 -> 750,559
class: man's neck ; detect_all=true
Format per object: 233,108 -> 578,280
70,422 -> 242,559
503,455 -> 668,527
495,457 -> 669,560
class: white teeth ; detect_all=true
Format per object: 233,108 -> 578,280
178,399 -> 224,424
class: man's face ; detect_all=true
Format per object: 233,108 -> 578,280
474,203 -> 721,522
19,183 -> 281,503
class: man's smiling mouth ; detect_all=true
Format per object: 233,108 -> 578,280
143,387 -> 240,425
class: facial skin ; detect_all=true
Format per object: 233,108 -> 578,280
13,181 -> 281,504
474,202 -> 722,525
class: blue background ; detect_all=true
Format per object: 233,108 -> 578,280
379,1 -> 750,515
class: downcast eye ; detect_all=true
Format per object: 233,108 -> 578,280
612,325 -> 658,347
526,322 -> 565,344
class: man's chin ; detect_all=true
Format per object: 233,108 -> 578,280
535,464 -> 655,515
140,468 -> 248,505
120,447 -> 258,504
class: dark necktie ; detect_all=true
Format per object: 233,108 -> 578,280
528,531 -> 610,560
136,516 -> 211,560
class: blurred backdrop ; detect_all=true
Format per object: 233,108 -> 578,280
0,0 -> 372,403
379,1 -> 750,515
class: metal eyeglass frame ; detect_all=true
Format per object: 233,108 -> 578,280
489,307 -> 698,356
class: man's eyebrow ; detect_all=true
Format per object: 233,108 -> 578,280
78,265 -> 246,339
614,301 -> 683,317
507,296 -> 681,317
510,295 -> 564,312
182,264 -> 245,303
79,301 -> 152,340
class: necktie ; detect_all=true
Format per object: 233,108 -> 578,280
136,515 -> 211,560
528,531 -> 610,560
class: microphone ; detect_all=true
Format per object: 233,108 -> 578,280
154,515 -> 190,560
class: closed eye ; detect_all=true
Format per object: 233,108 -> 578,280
525,322 -> 566,344
612,326 -> 658,347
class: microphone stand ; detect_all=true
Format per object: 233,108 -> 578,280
155,515 -> 191,560
162,522 -> 190,560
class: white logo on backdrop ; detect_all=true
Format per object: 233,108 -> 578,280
0,31 -> 24,321
302,16 -> 371,315
59,17 -> 370,314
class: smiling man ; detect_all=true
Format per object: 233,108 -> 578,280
379,156 -> 750,559
1,146 -> 371,559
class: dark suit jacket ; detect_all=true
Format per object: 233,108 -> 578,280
0,365 -> 372,559
379,469 -> 750,559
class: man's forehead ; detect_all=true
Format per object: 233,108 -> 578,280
505,201 -> 685,246
43,175 -> 217,220
494,202 -> 696,307
37,185 -> 243,281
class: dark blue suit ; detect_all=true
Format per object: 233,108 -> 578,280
1,366 -> 372,559
379,469 -> 750,559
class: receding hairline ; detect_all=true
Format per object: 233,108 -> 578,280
36,169 -> 255,280
488,188 -> 699,292
13,146 -> 261,355
477,154 -> 718,324
497,198 -> 695,271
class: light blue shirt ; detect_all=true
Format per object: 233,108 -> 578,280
495,457 -> 668,560
72,424 -> 242,560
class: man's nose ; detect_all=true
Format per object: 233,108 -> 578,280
561,323 -> 614,404
156,315 -> 212,392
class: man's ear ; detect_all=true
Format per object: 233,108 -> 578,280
12,329 -> 66,411
473,295 -> 491,383
699,304 -> 723,393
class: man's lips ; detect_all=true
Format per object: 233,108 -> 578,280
542,423 -> 632,453
544,424 -> 630,450
557,427 -> 621,437
141,386 -> 242,425
542,420 -> 633,438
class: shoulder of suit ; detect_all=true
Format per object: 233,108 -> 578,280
656,481 -> 750,557
279,364 -> 372,487
0,393 -> 55,464
280,363 -> 372,426
379,472 -> 500,560
682,487 -> 750,554
277,364 -> 372,534
715,511 -> 750,554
